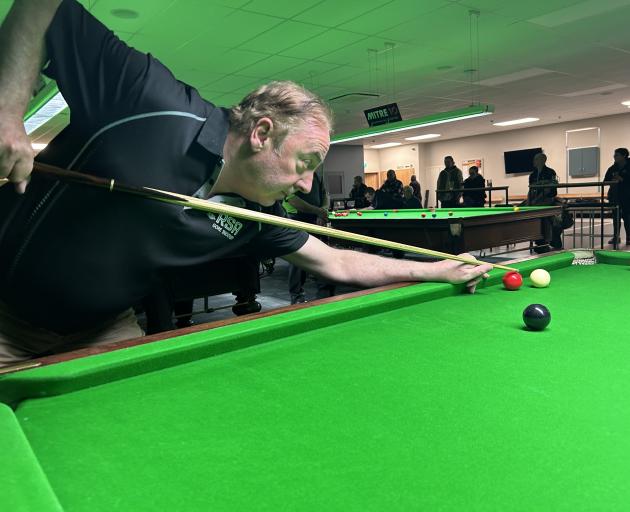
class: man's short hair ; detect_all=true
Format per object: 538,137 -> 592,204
403,186 -> 413,194
445,155 -> 454,161
365,187 -> 375,194
534,152 -> 547,162
470,165 -> 478,172
615,147 -> 629,158
230,81 -> 333,143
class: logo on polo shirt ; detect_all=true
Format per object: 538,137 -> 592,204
212,213 -> 243,240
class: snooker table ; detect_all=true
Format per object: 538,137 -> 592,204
329,206 -> 562,254
2,250 -> 630,511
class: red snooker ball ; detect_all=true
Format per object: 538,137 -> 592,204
421,213 -> 426,218
502,271 -> 523,291
357,211 -> 363,216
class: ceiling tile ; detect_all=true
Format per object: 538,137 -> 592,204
293,0 -> 394,28
279,29 -> 367,60
235,55 -> 306,79
238,0 -> 321,18
240,20 -> 329,54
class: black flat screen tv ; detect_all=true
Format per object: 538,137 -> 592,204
504,147 -> 542,174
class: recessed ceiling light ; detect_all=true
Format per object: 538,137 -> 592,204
405,134 -> 441,141
493,117 -> 540,127
369,142 -> 402,149
111,9 -> 139,19
622,101 -> 630,106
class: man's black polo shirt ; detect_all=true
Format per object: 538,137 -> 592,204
0,0 -> 307,333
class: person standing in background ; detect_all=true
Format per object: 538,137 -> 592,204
525,153 -> 562,253
283,170 -> 335,304
462,165 -> 486,207
380,169 -> 404,199
349,175 -> 368,209
604,148 -> 630,245
409,175 -> 422,206
436,156 -> 463,208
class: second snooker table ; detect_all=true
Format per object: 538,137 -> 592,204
329,206 -> 562,254
2,250 -> 630,511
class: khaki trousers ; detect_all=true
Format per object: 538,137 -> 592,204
0,304 -> 143,367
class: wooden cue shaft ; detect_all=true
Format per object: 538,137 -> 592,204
4,163 -> 518,272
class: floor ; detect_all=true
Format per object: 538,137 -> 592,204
146,218 -> 628,328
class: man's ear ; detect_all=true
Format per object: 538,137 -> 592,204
250,117 -> 274,152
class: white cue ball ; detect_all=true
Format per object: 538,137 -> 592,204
530,269 -> 551,288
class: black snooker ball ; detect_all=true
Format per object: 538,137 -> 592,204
522,304 -> 551,331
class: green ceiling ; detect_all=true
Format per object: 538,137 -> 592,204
3,0 -> 630,142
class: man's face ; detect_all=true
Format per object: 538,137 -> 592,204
445,157 -> 454,168
249,121 -> 330,206
614,152 -> 626,165
366,191 -> 374,201
354,177 -> 362,186
404,188 -> 412,200
533,154 -> 545,169
387,170 -> 395,180
469,169 -> 474,177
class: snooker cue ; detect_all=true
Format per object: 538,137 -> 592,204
1,162 -> 518,272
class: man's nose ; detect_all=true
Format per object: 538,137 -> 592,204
295,174 -> 313,194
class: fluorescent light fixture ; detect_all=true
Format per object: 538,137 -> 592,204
369,142 -> 402,149
622,101 -> 630,107
405,133 -> 441,141
31,143 -> 47,151
331,104 -> 494,144
23,82 -> 68,135
493,117 -> 539,127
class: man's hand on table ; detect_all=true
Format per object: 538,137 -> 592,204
428,254 -> 492,294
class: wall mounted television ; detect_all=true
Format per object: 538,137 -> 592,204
504,147 -> 543,174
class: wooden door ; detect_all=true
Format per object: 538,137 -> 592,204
364,172 -> 380,189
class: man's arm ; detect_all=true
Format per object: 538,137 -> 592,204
0,0 -> 62,192
288,196 -> 328,221
283,235 -> 492,293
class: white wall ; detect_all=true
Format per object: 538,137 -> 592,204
422,112 -> 630,199
364,149 -> 380,173
360,112 -> 630,205
322,144 -> 364,198
363,144 -> 425,182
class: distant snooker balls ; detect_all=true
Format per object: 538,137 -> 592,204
530,268 -> 551,288
523,304 -> 551,331
502,271 -> 523,291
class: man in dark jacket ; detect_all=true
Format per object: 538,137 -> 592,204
462,166 -> 485,207
525,153 -> 562,253
349,175 -> 368,209
604,148 -> 630,245
409,175 -> 422,204
437,156 -> 463,208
